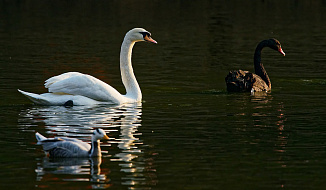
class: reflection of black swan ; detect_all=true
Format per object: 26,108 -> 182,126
225,39 -> 285,93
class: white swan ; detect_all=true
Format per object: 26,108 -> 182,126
35,128 -> 109,157
18,28 -> 157,106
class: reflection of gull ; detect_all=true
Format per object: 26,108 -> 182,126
36,157 -> 111,188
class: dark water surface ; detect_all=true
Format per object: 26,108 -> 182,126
1,0 -> 326,189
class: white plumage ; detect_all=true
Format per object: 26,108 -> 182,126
18,28 -> 157,106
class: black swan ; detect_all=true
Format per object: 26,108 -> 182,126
225,38 -> 285,93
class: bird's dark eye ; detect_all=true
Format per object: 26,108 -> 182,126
140,32 -> 150,38
95,128 -> 100,134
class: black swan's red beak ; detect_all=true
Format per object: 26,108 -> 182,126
279,47 -> 285,56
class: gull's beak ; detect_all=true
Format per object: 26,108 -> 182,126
103,135 -> 109,140
144,35 -> 157,44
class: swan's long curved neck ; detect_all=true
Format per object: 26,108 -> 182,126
89,139 -> 101,157
254,41 -> 271,89
120,38 -> 142,101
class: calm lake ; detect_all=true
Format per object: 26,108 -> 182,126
1,0 -> 326,189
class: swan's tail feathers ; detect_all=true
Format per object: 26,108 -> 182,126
35,132 -> 47,143
18,89 -> 50,105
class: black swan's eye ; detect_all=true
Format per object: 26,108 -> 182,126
274,40 -> 281,46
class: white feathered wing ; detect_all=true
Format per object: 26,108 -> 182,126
45,72 -> 124,103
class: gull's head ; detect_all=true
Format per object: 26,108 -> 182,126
93,128 -> 109,140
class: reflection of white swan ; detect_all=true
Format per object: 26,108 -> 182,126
36,129 -> 109,157
18,28 -> 157,106
19,103 -> 142,131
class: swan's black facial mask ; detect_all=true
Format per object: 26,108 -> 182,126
140,32 -> 157,44
140,32 -> 150,38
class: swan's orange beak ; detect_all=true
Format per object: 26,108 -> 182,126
279,47 -> 285,56
144,35 -> 157,44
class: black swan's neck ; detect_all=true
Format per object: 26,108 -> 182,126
254,41 -> 271,89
